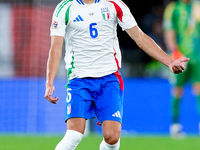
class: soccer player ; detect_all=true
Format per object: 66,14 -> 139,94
163,0 -> 200,138
45,0 -> 189,149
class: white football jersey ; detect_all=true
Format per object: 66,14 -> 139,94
51,0 -> 137,80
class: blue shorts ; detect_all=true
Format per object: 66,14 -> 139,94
65,71 -> 124,124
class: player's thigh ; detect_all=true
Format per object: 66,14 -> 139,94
65,78 -> 95,121
95,75 -> 124,124
66,118 -> 86,134
190,62 -> 200,94
174,69 -> 189,87
191,62 -> 200,81
102,120 -> 121,144
171,71 -> 187,97
169,63 -> 189,97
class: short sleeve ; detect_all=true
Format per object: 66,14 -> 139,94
109,0 -> 137,31
192,2 -> 200,22
50,2 -> 68,37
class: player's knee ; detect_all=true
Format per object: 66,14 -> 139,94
193,83 -> 200,95
103,130 -> 120,145
66,118 -> 86,134
172,87 -> 183,98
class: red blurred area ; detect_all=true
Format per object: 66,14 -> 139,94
12,6 -> 54,76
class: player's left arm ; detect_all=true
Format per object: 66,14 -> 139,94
125,25 -> 189,74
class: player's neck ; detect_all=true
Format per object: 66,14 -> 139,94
82,0 -> 96,4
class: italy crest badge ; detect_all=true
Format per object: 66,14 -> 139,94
101,7 -> 110,21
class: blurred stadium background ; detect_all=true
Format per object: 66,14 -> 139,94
0,0 -> 200,149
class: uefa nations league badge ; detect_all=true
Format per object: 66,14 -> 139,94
52,21 -> 58,30
101,7 -> 110,21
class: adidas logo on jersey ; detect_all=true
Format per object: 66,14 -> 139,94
112,111 -> 121,118
73,15 -> 84,22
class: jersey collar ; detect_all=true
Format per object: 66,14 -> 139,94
76,0 -> 100,5
76,0 -> 85,5
95,0 -> 100,3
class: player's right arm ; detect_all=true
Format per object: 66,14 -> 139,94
45,2 -> 67,104
163,2 -> 184,60
45,36 -> 64,104
164,30 -> 177,53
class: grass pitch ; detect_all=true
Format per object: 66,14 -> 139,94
0,134 -> 200,150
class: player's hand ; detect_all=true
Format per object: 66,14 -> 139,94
169,58 -> 190,74
44,83 -> 59,104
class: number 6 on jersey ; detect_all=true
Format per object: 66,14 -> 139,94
89,23 -> 98,38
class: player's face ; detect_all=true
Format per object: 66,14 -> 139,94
180,0 -> 191,4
